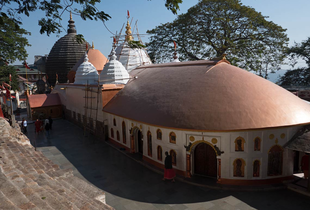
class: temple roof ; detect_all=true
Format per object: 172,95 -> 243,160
45,14 -> 89,85
28,93 -> 61,108
100,48 -> 129,85
71,47 -> 108,74
74,52 -> 99,85
103,60 -> 310,131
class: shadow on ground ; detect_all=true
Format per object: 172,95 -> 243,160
25,119 -> 310,210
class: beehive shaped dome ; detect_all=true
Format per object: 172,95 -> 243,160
46,13 -> 89,85
74,52 -> 99,85
100,48 -> 129,85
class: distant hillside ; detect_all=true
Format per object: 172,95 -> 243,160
250,70 -> 288,84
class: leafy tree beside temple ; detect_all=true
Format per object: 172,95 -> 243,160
147,0 -> 289,78
279,37 -> 310,86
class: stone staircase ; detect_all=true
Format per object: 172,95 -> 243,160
0,118 -> 114,210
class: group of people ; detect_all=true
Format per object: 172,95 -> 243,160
34,116 -> 53,137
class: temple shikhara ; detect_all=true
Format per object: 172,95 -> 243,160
27,13 -> 310,186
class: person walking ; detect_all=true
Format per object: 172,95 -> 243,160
35,119 -> 41,134
301,153 -> 309,179
44,118 -> 50,137
22,118 -> 27,134
48,116 -> 53,130
163,151 -> 176,182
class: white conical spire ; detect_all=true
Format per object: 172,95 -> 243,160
74,52 -> 99,85
100,46 -> 130,85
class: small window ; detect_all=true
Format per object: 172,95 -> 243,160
156,129 -> 162,140
254,137 -> 261,151
111,128 -> 114,138
113,118 -> 116,126
234,137 -> 245,151
116,131 -> 120,141
147,131 -> 152,157
157,146 -> 162,161
233,158 -> 245,177
253,160 -> 260,177
169,132 -> 176,144
122,121 -> 126,144
170,150 -> 176,166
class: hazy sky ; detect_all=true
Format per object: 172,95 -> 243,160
13,0 -> 310,69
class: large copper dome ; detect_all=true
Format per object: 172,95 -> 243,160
45,14 -> 89,85
103,60 -> 310,131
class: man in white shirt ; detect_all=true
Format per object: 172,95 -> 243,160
22,118 -> 27,134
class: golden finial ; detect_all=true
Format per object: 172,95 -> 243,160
70,11 -> 72,20
92,41 -> 94,49
125,20 -> 133,41
211,53 -> 227,61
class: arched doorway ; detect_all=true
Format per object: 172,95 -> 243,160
194,143 -> 217,177
132,127 -> 143,154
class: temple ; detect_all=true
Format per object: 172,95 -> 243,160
31,12 -> 310,186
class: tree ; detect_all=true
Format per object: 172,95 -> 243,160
0,0 -> 183,64
0,65 -> 19,90
287,37 -> 310,68
279,37 -> 310,87
147,0 -> 289,78
278,68 -> 310,87
0,14 -> 30,64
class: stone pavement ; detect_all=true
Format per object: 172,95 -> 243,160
26,119 -> 310,210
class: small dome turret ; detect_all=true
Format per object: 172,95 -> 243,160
74,52 -> 99,85
100,47 -> 129,85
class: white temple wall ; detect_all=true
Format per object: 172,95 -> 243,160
53,84 -> 106,123
107,113 -> 303,180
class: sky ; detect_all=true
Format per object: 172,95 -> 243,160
12,0 -> 310,70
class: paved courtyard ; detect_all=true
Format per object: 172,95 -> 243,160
25,119 -> 310,210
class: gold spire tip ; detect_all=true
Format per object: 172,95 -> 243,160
70,11 -> 72,20
92,41 -> 94,49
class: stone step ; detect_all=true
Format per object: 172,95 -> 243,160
0,190 -> 20,210
9,171 -> 76,210
0,118 -> 114,210
60,176 -> 112,209
36,173 -> 99,210
0,171 -> 38,210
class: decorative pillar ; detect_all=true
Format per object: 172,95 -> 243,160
186,153 -> 191,178
218,158 -> 221,182
130,135 -> 135,153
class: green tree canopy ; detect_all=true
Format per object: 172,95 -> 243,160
147,0 -> 289,78
0,14 -> 30,64
279,37 -> 310,87
287,37 -> 310,68
0,65 -> 19,90
0,0 -> 183,64
278,68 -> 310,87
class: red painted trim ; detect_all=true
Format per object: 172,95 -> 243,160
142,155 -> 186,176
108,138 -> 130,152
218,176 -> 293,185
